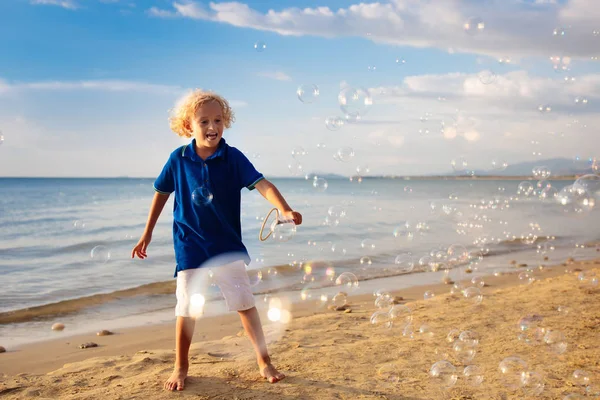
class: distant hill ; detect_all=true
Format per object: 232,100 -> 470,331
467,158 -> 595,177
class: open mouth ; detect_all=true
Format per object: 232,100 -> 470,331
206,132 -> 218,141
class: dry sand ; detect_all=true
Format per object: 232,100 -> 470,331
1,260 -> 599,399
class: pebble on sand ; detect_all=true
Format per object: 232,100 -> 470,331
97,330 -> 114,336
510,260 -> 517,265
392,296 -> 404,304
79,342 -> 98,349
52,323 -> 65,331
0,346 -> 6,353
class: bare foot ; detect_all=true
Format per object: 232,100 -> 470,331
260,363 -> 285,383
164,366 -> 188,391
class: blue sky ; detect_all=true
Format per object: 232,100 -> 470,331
0,0 -> 598,177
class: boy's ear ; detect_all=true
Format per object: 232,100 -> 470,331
183,120 -> 192,134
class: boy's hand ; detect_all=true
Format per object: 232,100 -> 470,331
131,233 -> 152,259
282,210 -> 302,225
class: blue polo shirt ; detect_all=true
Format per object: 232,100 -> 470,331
153,138 -> 264,277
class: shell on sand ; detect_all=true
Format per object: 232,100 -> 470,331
51,323 -> 65,331
79,342 -> 98,349
0,346 -> 6,353
96,330 -> 113,336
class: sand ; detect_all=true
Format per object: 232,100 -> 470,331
1,260 -> 599,400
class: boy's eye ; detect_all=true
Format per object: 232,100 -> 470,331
215,119 -> 221,123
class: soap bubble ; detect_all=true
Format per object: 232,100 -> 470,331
393,222 -> 413,240
463,287 -> 483,304
360,256 -> 372,265
544,329 -> 567,354
325,116 -> 344,131
553,27 -> 566,36
429,361 -> 458,388
297,84 -> 319,104
394,253 -> 415,273
192,186 -> 213,206
377,363 -> 401,383
517,315 -> 545,345
253,41 -> 266,52
540,186 -> 558,201
313,177 -> 328,192
360,238 -> 376,252
447,244 -> 470,266
453,341 -> 477,364
91,245 -> 110,263
447,329 -> 461,344
424,291 -> 435,300
291,146 -> 307,159
521,371 -> 545,396
451,157 -> 469,172
574,96 -> 588,105
332,292 -> 347,307
73,220 -> 86,229
572,369 -> 591,386
288,162 -> 304,176
499,356 -> 528,390
271,220 -> 297,242
459,330 -> 479,346
335,272 -> 359,291
338,87 -> 372,117
538,104 -> 552,113
336,146 -> 355,162
471,277 -> 485,289
464,16 -> 485,35
518,271 -> 535,285
463,365 -> 484,386
573,174 -> 600,198
532,166 -> 551,179
370,310 -> 391,327
247,268 -> 263,287
517,181 -> 534,196
491,159 -> 508,171
478,69 -> 496,84
389,304 -> 412,329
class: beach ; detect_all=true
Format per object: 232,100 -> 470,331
1,259 -> 599,399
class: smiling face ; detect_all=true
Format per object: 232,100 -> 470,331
189,100 -> 224,152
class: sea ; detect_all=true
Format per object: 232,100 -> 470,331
1,177 -> 599,347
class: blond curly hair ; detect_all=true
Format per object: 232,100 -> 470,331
169,89 -> 235,138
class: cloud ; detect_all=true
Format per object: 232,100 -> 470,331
0,79 -> 183,94
257,71 -> 292,81
30,0 -> 79,9
371,70 -> 600,113
147,0 -> 599,59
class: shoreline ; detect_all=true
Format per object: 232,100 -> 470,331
3,236 -> 596,325
0,258 -> 597,377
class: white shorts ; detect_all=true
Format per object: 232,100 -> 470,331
175,260 -> 255,317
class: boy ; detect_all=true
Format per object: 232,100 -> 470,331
131,90 -> 302,391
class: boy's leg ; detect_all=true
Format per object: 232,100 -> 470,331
213,260 -> 285,383
165,316 -> 195,391
238,306 -> 286,383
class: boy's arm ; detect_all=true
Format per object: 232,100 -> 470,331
144,192 -> 171,234
132,192 -> 170,259
255,179 -> 302,225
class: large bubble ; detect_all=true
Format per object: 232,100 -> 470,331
338,87 -> 373,118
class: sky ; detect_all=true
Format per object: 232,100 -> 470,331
0,0 -> 598,177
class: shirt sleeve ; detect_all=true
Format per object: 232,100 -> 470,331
235,150 -> 264,191
154,157 -> 175,194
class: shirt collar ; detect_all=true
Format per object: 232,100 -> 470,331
182,138 -> 227,161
